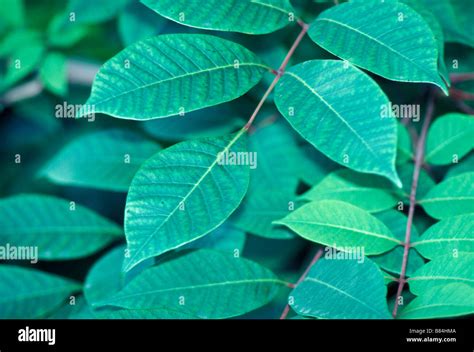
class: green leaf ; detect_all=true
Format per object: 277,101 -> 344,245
40,129 -> 160,192
274,60 -> 400,186
301,169 -> 399,213
412,214 -> 474,259
184,222 -> 246,254
67,0 -> 131,24
397,122 -> 413,164
419,172 -> 474,219
399,283 -> 474,319
100,249 -> 283,319
48,296 -> 96,319
81,34 -> 268,120
0,194 -> 122,260
425,113 -> 474,165
0,265 -> 80,318
102,306 -> 198,319
397,162 -> 435,201
297,145 -> 338,186
371,210 -> 425,276
141,0 -> 295,34
290,258 -> 392,319
408,253 -> 474,295
309,1 -> 447,93
0,0 -> 24,28
445,153 -> 474,180
124,132 -> 250,271
275,200 -> 400,255
118,1 -> 166,46
39,52 -> 68,96
47,12 -> 88,48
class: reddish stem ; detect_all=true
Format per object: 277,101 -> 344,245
450,88 -> 474,101
450,73 -> 474,83
279,248 -> 324,320
392,91 -> 436,318
244,22 -> 309,130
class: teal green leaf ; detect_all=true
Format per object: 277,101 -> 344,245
408,253 -> 474,295
118,1 -> 166,46
445,153 -> 474,180
290,258 -> 392,319
397,123 -> 413,164
40,129 -> 160,192
39,52 -> 68,96
419,172 -> 474,219
184,222 -> 246,254
0,265 -> 80,318
141,0 -> 295,34
143,104 -> 243,142
274,60 -> 400,186
371,210 -> 425,276
67,0 -> 131,24
301,169 -> 399,213
425,113 -> 474,165
0,0 -> 24,27
102,306 -> 198,319
275,200 -> 400,255
297,145 -> 338,186
48,296 -> 96,319
100,249 -> 283,319
412,214 -> 474,259
124,132 -> 250,271
47,12 -> 88,48
400,283 -> 474,319
309,1 -> 447,93
81,34 -> 268,119
397,162 -> 435,201
0,194 -> 122,260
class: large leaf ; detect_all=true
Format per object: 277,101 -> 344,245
371,210 -> 425,276
425,113 -> 474,165
412,214 -> 474,259
184,222 -> 246,254
0,194 -> 122,260
290,258 -> 392,319
0,265 -> 80,318
141,0 -> 295,34
124,132 -> 250,271
67,0 -> 130,24
274,60 -> 400,186
81,34 -> 268,119
100,249 -> 283,319
308,1 -> 447,93
40,129 -> 160,192
301,169 -> 399,213
408,253 -> 474,295
275,200 -> 400,255
400,283 -> 474,319
419,172 -> 474,219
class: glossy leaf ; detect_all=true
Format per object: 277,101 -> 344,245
40,129 -> 160,192
0,194 -> 122,260
290,258 -> 392,319
274,60 -> 400,186
309,1 -> 447,93
81,34 -> 268,119
100,249 -> 283,319
0,266 -> 80,318
141,0 -> 295,34
275,200 -> 400,255
419,172 -> 474,219
67,0 -> 131,24
412,214 -> 474,259
425,113 -> 474,165
124,132 -> 249,271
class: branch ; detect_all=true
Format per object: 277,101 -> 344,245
279,248 -> 324,320
392,90 -> 436,318
0,59 -> 99,106
449,88 -> 474,101
450,72 -> 474,84
244,22 -> 308,130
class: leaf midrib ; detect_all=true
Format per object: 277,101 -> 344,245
425,128 -> 474,161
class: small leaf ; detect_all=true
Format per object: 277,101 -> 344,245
419,172 -> 474,219
124,132 -> 249,271
399,283 -> 474,319
0,194 -> 122,260
408,253 -> 474,295
275,200 -> 400,255
39,52 -> 68,96
0,265 -> 80,318
100,249 -> 283,319
425,113 -> 474,165
290,258 -> 392,319
309,1 -> 447,93
301,169 -> 399,213
67,0 -> 131,24
412,214 -> 474,259
274,60 -> 400,186
141,0 -> 295,34
40,129 -> 160,192
81,34 -> 268,119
